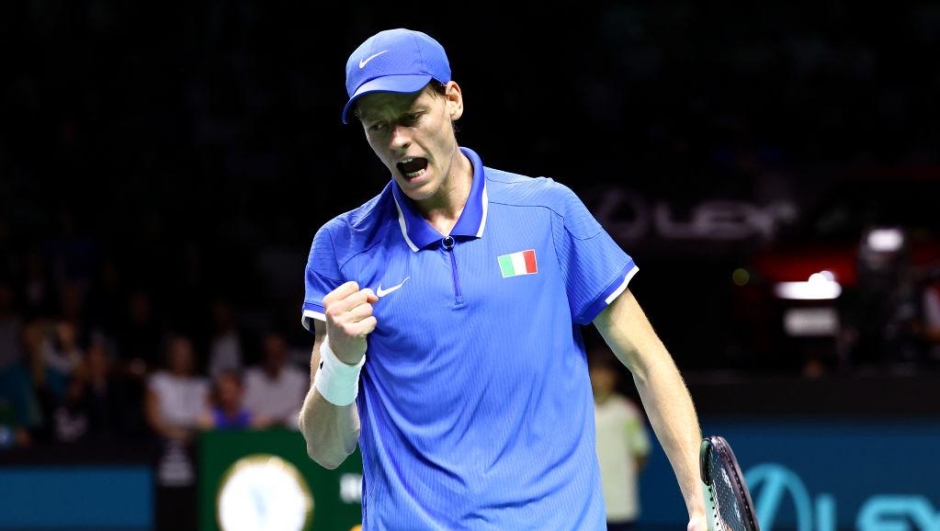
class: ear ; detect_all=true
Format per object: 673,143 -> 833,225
445,81 -> 464,120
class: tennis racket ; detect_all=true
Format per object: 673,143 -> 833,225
700,435 -> 761,531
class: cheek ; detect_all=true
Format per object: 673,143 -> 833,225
366,135 -> 393,159
429,122 -> 455,152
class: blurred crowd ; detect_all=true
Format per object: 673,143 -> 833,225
0,220 -> 311,449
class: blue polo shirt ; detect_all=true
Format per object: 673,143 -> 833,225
302,147 -> 638,530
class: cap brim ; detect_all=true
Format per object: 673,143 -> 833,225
341,74 -> 433,124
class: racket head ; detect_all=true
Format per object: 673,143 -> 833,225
700,435 -> 761,531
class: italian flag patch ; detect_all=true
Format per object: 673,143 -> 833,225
498,249 -> 538,278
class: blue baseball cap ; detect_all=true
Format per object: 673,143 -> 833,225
342,28 -> 452,124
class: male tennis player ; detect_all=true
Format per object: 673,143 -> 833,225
298,28 -> 708,531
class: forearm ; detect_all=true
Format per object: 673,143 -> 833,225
298,387 -> 361,469
632,354 -> 704,518
594,290 -> 705,520
298,333 -> 361,469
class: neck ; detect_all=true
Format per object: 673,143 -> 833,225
418,150 -> 472,235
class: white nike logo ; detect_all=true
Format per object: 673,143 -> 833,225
359,50 -> 388,69
376,277 -> 410,298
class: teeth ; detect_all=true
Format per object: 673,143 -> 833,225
400,157 -> 414,164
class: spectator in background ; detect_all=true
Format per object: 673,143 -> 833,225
0,401 -> 29,449
116,288 -> 164,378
16,246 -> 58,322
144,335 -> 209,443
83,335 -> 145,440
22,318 -> 70,403
146,335 -> 206,531
44,320 -> 84,377
243,331 -> 307,429
52,370 -> 90,444
0,323 -> 40,448
916,270 -> 940,366
198,369 -> 272,430
0,281 -> 31,448
0,281 -> 24,370
56,281 -> 89,344
206,297 -> 245,380
4,318 -> 70,445
590,347 -> 651,531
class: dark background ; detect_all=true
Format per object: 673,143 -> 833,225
2,1 -> 939,371
3,3 -> 940,531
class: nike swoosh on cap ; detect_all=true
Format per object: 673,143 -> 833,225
376,277 -> 410,297
359,50 -> 388,69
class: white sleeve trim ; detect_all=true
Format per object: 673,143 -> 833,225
304,309 -> 326,321
605,265 -> 639,305
301,309 -> 326,332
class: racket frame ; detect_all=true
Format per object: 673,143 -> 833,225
699,435 -> 761,531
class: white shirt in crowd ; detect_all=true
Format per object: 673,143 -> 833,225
207,330 -> 244,380
242,364 -> 308,429
594,393 -> 651,523
148,371 -> 210,429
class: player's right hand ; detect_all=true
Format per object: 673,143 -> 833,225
688,513 -> 709,531
323,281 -> 378,365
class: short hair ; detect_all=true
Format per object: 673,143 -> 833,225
352,80 -> 450,122
428,79 -> 447,96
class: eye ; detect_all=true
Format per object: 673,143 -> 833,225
401,113 -> 420,126
366,121 -> 388,134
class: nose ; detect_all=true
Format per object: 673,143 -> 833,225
389,124 -> 411,151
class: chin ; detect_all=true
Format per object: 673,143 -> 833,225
402,189 -> 433,203
398,179 -> 435,201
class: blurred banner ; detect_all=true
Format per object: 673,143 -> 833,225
198,429 -> 362,531
638,419 -> 940,531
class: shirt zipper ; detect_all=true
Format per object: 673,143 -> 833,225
442,236 -> 463,304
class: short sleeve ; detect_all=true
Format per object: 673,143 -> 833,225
301,225 -> 344,332
551,183 -> 638,324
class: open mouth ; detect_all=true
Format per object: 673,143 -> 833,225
396,157 -> 429,179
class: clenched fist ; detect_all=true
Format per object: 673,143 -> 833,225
323,281 -> 379,365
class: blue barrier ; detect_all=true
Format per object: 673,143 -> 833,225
637,419 -> 940,531
0,466 -> 153,529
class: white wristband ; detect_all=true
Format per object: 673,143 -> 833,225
314,340 -> 365,406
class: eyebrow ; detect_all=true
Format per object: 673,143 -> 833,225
361,104 -> 425,124
360,92 -> 429,120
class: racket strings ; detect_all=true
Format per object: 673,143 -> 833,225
707,448 -> 753,531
